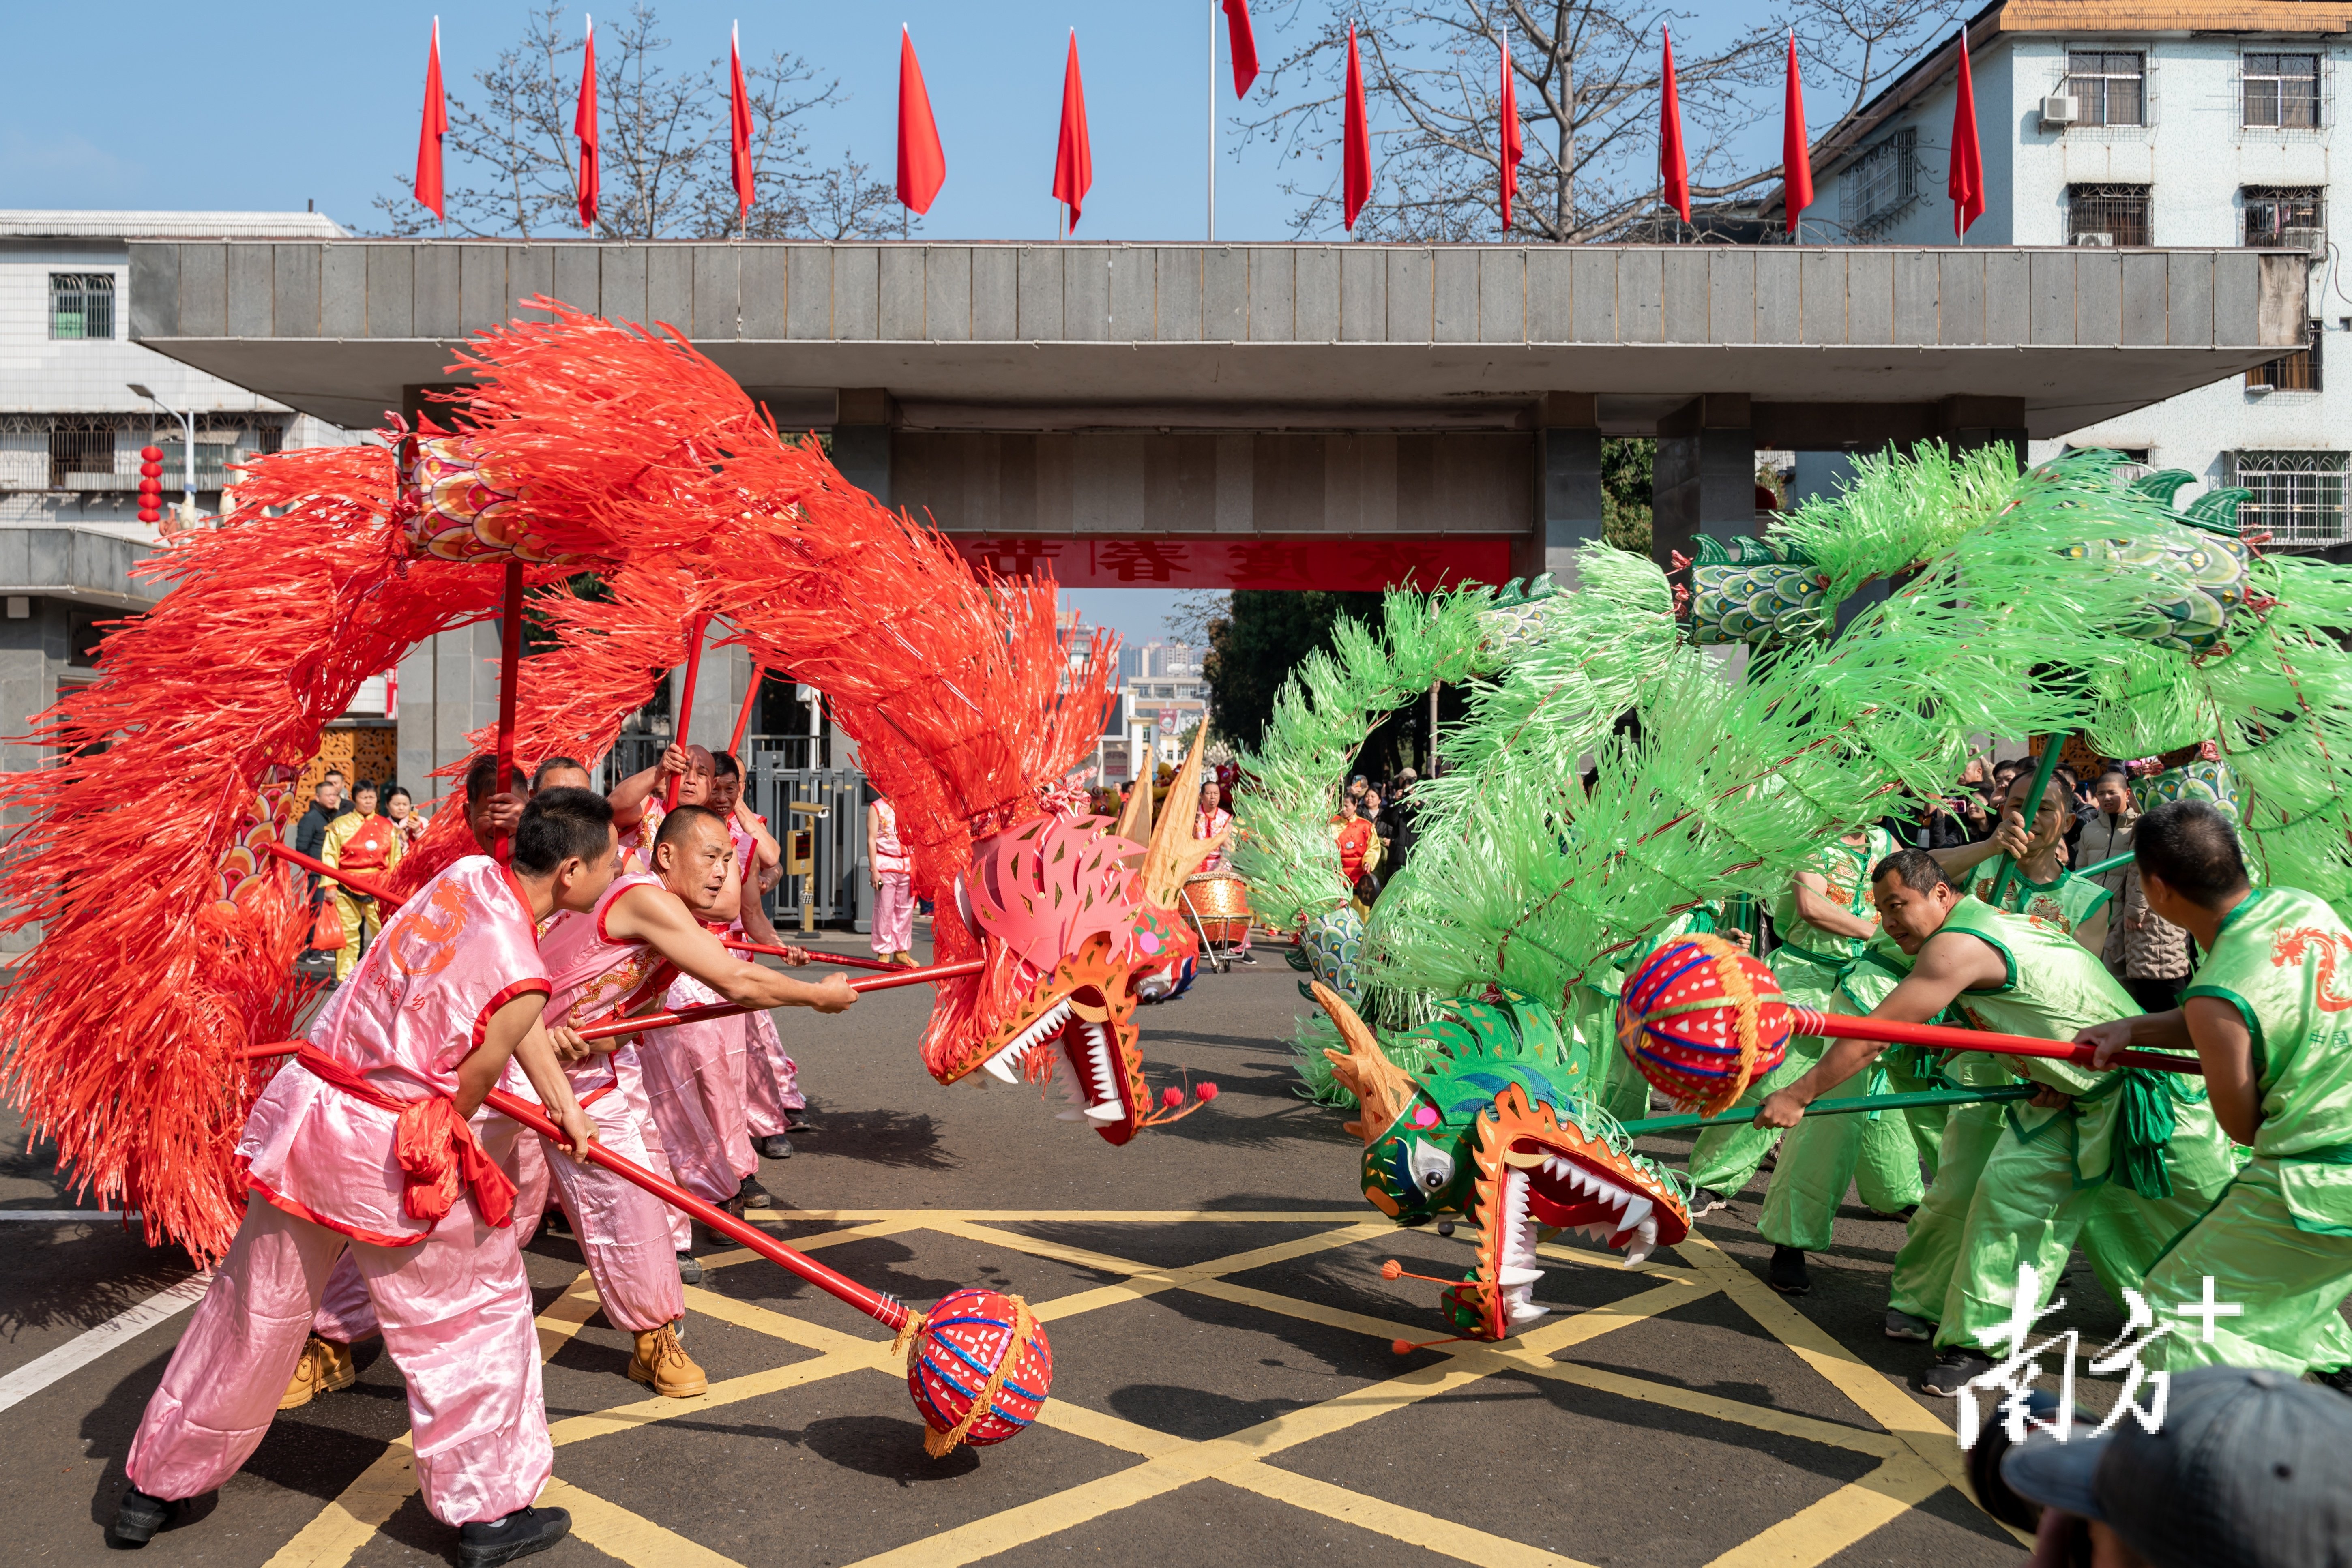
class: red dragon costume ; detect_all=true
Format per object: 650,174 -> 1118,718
0,300 -> 1217,1264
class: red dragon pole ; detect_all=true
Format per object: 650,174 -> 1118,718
663,615 -> 711,813
1792,1007 -> 2203,1075
492,559 -> 526,863
727,665 -> 763,755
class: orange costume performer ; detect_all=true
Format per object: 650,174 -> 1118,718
320,807 -> 405,982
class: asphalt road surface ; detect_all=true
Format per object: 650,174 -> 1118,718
1,935 -> 2090,1567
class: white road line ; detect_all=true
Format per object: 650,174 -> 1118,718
0,1272 -> 211,1414
0,1211 -> 132,1222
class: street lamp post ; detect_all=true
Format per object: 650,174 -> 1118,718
125,383 -> 195,527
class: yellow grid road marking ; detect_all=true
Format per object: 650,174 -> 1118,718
254,1210 -> 2011,1568
539,1476 -> 749,1568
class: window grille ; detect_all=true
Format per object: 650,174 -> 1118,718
2244,186 -> 2326,252
2232,450 -> 2350,546
47,274 -> 115,340
2243,52 -> 2322,129
47,421 -> 116,489
2063,51 -> 2145,127
2066,184 -> 2152,247
1841,128 -> 1919,231
2247,321 -> 2323,391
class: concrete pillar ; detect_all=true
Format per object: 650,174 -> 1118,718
674,641 -> 748,757
1937,395 -> 2027,473
1536,393 -> 1603,587
1652,394 -> 1757,576
833,388 -> 892,503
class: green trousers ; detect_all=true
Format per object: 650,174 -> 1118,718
1887,1101 -> 2009,1325
2144,1158 -> 2352,1377
1685,1036 -> 1825,1196
1931,1113 -> 2241,1356
1757,1060 -> 1932,1253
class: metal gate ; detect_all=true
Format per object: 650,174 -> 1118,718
749,761 -> 869,930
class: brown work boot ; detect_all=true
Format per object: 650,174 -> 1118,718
278,1334 -> 358,1410
628,1324 -> 707,1398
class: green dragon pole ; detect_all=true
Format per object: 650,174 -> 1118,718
1984,733 -> 2071,911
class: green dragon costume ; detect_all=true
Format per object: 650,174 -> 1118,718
1236,445 -> 2352,1344
1310,981 -> 1692,1341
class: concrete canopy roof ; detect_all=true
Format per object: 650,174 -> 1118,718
127,240 -> 2306,441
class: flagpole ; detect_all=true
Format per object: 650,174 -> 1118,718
1207,0 -> 1217,242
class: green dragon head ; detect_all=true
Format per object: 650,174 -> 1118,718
1311,982 -> 1691,1342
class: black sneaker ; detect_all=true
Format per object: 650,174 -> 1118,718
1883,1308 -> 1934,1342
457,1504 -> 572,1566
1689,1188 -> 1729,1217
1236,951 -> 1257,965
756,1134 -> 794,1159
1916,1349 -> 1994,1398
1768,1245 -> 1811,1295
109,1486 -> 173,1544
676,1252 -> 703,1285
781,1111 -> 812,1133
736,1175 -> 772,1208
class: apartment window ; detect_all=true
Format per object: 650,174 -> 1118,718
1843,127 -> 1918,230
2233,451 -> 2349,545
48,273 -> 115,340
2248,320 -> 2324,391
47,420 -> 115,489
2066,184 -> 2152,246
2062,51 -> 2146,127
2245,186 -> 2327,251
2243,52 -> 2321,129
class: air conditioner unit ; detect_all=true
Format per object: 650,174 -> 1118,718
2073,232 -> 2116,246
2281,226 -> 2326,254
2041,95 -> 2084,126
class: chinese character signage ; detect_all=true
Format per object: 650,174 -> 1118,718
949,535 -> 1516,590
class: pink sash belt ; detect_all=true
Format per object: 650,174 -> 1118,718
297,1045 -> 517,1229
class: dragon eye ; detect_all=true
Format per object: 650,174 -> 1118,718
1407,1139 -> 1454,1195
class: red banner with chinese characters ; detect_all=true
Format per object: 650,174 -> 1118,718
949,535 -> 1516,590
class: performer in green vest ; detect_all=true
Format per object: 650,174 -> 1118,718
1753,775 -> 2114,1295
1686,825 -> 1899,1232
1757,847 -> 2243,1397
2077,801 -> 2352,1390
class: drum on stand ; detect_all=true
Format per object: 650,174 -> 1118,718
1182,873 -> 1252,946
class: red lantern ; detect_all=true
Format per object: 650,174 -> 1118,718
138,508 -> 162,525
140,461 -> 163,479
138,444 -> 163,462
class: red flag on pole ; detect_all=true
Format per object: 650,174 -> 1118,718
729,22 -> 754,220
1659,28 -> 1689,223
1342,21 -> 1372,230
1781,31 -> 1813,234
414,17 -> 448,221
1949,28 -> 1985,237
1053,31 -> 1094,232
1223,0 -> 1260,98
1498,34 -> 1523,231
574,15 -> 599,230
897,26 -> 946,215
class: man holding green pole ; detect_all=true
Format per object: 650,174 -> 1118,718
2079,801 -> 2352,1392
1756,847 -> 2243,1396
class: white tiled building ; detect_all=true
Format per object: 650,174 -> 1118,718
1,211 -> 356,535
1802,2 -> 2352,549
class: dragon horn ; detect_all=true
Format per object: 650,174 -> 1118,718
1114,763 -> 1154,844
1140,724 -> 1221,907
1309,980 -> 1420,1146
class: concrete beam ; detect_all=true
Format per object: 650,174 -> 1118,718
127,241 -> 2308,441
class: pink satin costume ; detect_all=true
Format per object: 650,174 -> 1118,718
730,819 -> 807,1133
125,858 -> 553,1526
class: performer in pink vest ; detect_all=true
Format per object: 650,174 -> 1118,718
709,751 -> 808,1163
637,804 -> 835,1227
114,791 -> 611,1565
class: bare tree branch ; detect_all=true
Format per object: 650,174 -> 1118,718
1238,0 -> 1961,244
369,2 -> 911,244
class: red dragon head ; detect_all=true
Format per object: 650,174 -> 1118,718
918,730 -> 1223,1143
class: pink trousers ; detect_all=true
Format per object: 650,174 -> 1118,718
871,873 -> 914,956
640,976 -> 756,1206
743,1010 -> 803,1137
128,1192 -> 547,1526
